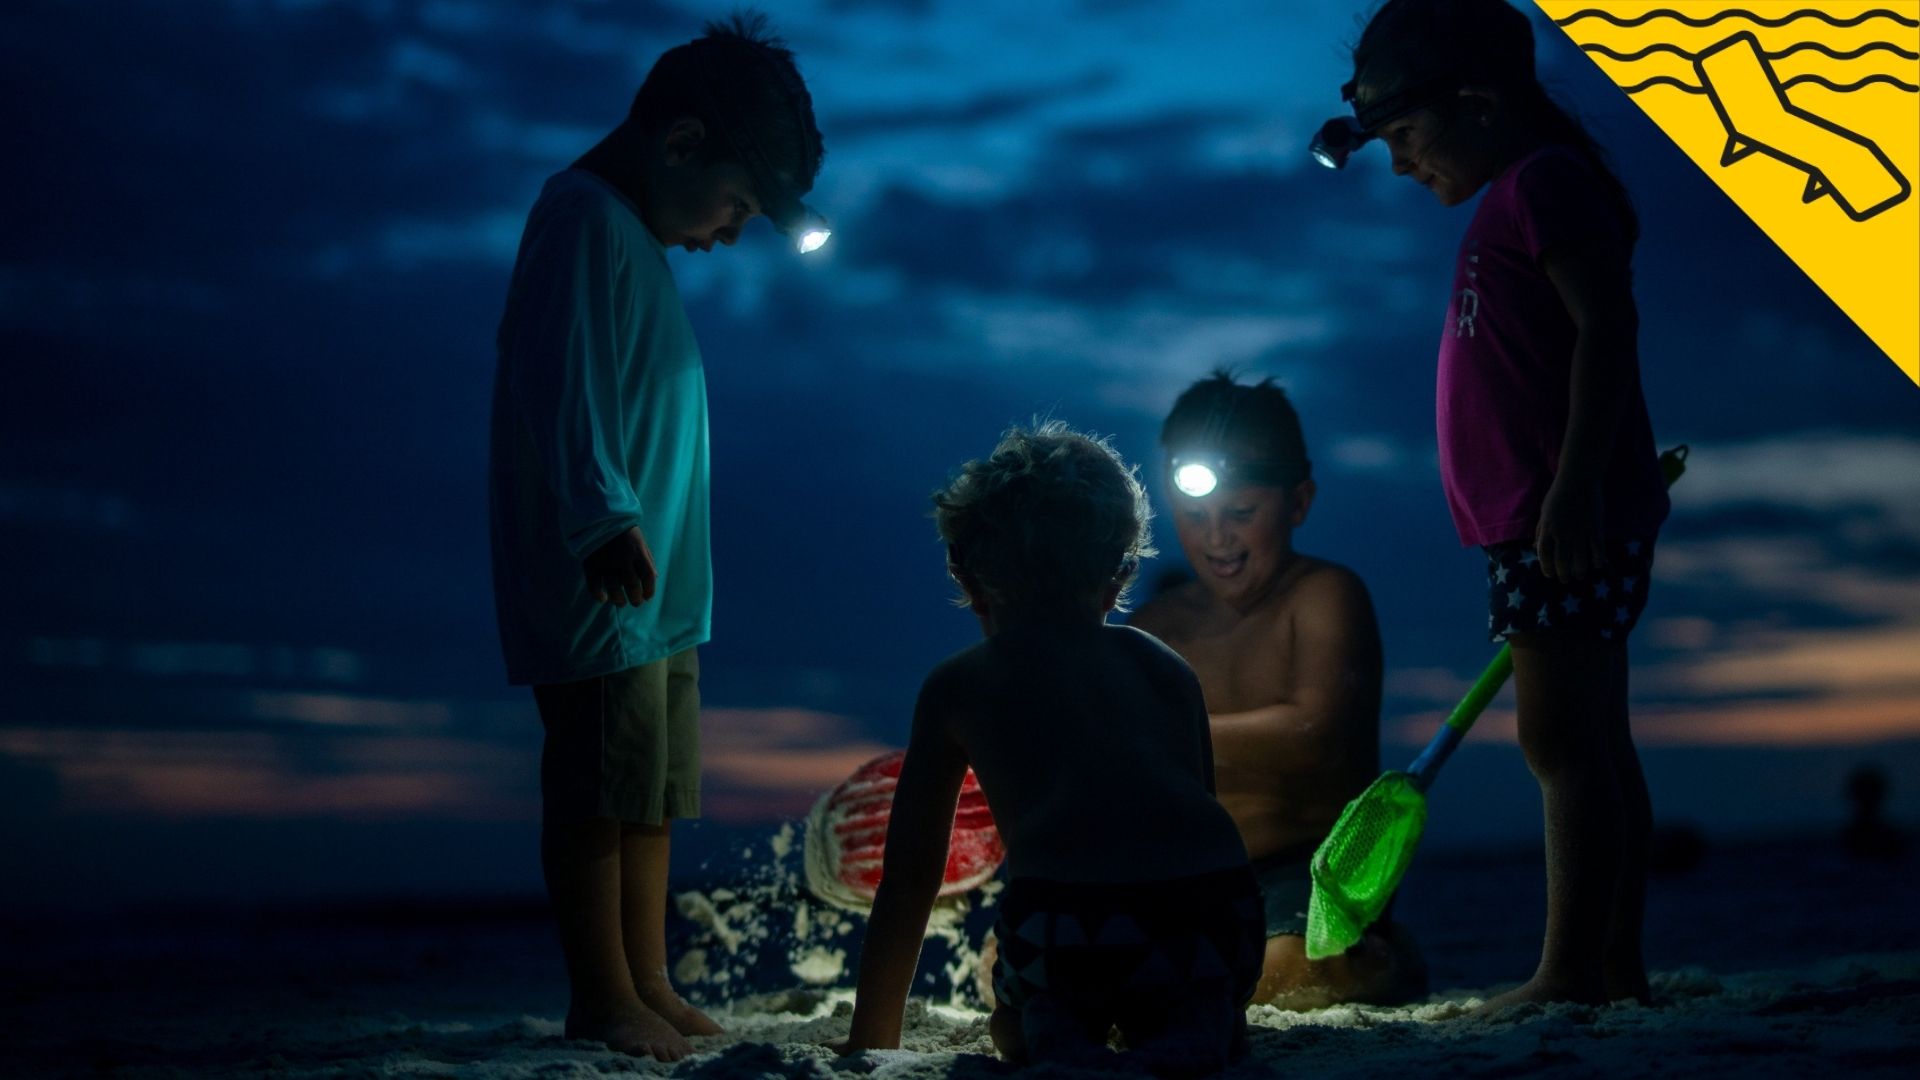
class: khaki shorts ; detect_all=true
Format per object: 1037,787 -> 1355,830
534,649 -> 701,825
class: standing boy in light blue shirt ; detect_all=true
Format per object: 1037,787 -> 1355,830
489,12 -> 827,1061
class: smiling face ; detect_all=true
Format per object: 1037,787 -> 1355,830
1365,88 -> 1507,208
1169,477 -> 1315,610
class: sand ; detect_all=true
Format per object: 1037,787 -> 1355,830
21,952 -> 1913,1078
12,833 -> 1915,1076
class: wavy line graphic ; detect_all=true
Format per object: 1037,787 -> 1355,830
1583,41 -> 1920,62
1623,73 -> 1920,94
1623,75 -> 1711,93
1781,73 -> 1920,93
1555,8 -> 1920,29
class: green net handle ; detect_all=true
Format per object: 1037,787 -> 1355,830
1443,646 -> 1512,735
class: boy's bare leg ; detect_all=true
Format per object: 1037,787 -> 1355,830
620,821 -> 724,1036
1482,635 -> 1624,1011
1601,647 -> 1653,1003
1254,922 -> 1428,1009
543,817 -> 694,1060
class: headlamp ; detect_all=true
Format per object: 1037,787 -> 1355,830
1310,116 -> 1367,170
1173,460 -> 1221,498
697,45 -> 831,255
761,188 -> 832,254
1308,75 -> 1457,170
1168,454 -> 1305,498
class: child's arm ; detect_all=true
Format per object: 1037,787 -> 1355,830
501,202 -> 652,591
1538,242 -> 1638,583
843,674 -> 970,1051
1205,568 -> 1382,772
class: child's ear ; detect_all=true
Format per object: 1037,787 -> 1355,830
963,581 -> 991,618
947,549 -> 989,611
662,117 -> 707,166
1287,478 -> 1317,527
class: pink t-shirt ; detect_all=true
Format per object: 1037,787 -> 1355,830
1436,144 -> 1669,547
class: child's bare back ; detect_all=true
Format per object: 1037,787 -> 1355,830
842,424 -> 1264,1072
926,621 -> 1246,883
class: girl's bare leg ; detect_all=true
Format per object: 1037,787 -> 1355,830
1482,634 -> 1626,1010
1600,646 -> 1653,1003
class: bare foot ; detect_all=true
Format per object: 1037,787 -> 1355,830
1252,924 -> 1427,1010
975,930 -> 1000,1009
567,1005 -> 696,1061
1476,975 -> 1607,1017
636,980 -> 725,1037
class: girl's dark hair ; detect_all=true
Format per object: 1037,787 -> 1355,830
630,10 -> 826,194
1354,0 -> 1637,246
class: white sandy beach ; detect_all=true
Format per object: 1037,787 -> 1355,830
10,833 -> 1916,1078
18,953 -> 1916,1078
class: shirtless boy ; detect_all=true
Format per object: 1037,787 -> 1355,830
840,423 -> 1263,1072
1130,372 -> 1426,1008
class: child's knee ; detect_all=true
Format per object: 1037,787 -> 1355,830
1512,677 -> 1614,776
1253,934 -> 1311,1002
1517,723 -> 1581,778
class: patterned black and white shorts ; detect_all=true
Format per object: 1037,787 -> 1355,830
1483,536 -> 1656,643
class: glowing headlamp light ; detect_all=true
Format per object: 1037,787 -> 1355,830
1168,453 -> 1306,499
763,190 -> 831,254
1173,460 -> 1220,498
1309,75 -> 1457,170
1310,116 -> 1368,170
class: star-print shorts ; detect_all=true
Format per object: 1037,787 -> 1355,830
1483,536 -> 1656,642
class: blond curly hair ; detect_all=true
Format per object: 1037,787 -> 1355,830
933,422 -> 1156,613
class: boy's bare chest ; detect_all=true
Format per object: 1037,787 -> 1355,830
1164,610 -> 1296,715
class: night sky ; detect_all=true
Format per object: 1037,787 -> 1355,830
4,0 -> 1917,910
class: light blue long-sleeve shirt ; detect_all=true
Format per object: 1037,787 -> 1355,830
489,170 -> 711,685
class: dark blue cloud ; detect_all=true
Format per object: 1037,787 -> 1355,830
825,0 -> 938,13
832,68 -> 1120,137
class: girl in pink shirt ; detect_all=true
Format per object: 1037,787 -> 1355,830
1321,0 -> 1669,1010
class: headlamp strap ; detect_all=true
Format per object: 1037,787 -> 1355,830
1348,75 -> 1458,134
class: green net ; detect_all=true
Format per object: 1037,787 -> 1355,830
1305,771 -> 1428,960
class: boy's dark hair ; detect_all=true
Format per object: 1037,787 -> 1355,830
1353,0 -> 1638,246
1160,370 -> 1311,486
934,422 -> 1156,614
631,11 -> 826,196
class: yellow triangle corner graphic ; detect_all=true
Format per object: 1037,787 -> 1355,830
1534,1 -> 1920,387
